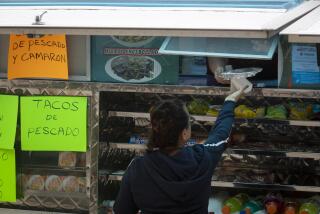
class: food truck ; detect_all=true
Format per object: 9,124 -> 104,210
0,0 -> 319,213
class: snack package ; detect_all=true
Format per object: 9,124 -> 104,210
289,102 -> 312,120
234,105 -> 262,119
187,99 -> 209,115
17,173 -> 29,191
62,176 -> 79,193
26,175 -> 45,191
207,106 -> 220,117
265,105 -> 287,120
45,175 -> 63,192
311,104 -> 320,120
59,152 -> 77,169
78,177 -> 86,193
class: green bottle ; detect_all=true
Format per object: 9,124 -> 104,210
299,196 -> 320,214
222,193 -> 249,214
243,200 -> 263,214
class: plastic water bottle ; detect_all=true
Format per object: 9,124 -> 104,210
222,193 -> 249,214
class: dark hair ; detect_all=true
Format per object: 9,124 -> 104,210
147,99 -> 190,153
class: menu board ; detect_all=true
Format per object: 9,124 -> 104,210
0,95 -> 19,149
21,96 -> 87,152
0,149 -> 16,202
8,34 -> 68,80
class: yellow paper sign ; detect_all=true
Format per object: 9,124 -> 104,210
0,149 -> 16,202
0,95 -> 19,149
8,34 -> 68,80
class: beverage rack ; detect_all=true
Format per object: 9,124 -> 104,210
98,84 -> 320,211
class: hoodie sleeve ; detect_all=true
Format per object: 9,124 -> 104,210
113,166 -> 139,214
204,101 -> 236,155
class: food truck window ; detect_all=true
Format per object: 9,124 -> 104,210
159,36 -> 278,60
0,0 -> 302,9
160,36 -> 279,87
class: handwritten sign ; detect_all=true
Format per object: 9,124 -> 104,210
8,34 -> 68,80
0,149 -> 16,202
0,95 -> 19,149
21,96 -> 87,152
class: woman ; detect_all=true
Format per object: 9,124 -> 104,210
114,88 -> 246,214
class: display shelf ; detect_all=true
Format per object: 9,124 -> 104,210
108,143 -> 320,159
225,149 -> 320,159
108,111 -> 320,127
24,190 -> 87,199
0,208 -> 73,214
95,82 -> 320,98
19,165 -> 87,176
102,172 -> 320,193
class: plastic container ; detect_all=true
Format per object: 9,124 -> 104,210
243,199 -> 263,214
222,193 -> 249,214
231,77 -> 253,94
299,196 -> 320,214
264,193 -> 284,214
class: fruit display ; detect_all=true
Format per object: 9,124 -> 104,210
289,102 -> 312,120
265,105 -> 288,120
185,98 -> 320,122
234,105 -> 265,118
187,99 -> 210,115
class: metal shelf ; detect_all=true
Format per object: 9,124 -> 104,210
18,165 -> 87,176
108,111 -> 320,127
101,172 -> 320,193
24,190 -> 87,199
109,143 -> 146,150
1,79 -> 320,98
211,181 -> 320,193
108,143 -> 320,159
227,149 -> 320,159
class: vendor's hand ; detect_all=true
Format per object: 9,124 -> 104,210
225,86 -> 248,102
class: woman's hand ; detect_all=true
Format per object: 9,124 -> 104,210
225,86 -> 248,102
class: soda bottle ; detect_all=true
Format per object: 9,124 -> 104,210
283,201 -> 299,214
222,193 -> 249,214
243,199 -> 263,214
299,196 -> 320,214
263,193 -> 284,214
208,191 -> 229,213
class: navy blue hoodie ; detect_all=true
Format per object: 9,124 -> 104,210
114,101 -> 236,214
